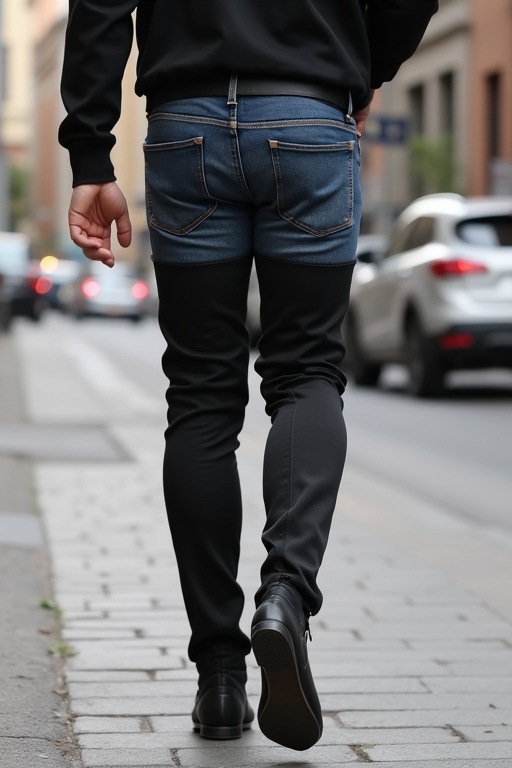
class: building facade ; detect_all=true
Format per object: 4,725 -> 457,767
1,0 -> 34,230
470,0 -> 512,195
366,0 -> 472,233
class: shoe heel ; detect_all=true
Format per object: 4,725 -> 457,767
252,620 -> 295,668
198,723 -> 244,740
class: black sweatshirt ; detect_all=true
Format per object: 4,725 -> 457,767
59,0 -> 438,187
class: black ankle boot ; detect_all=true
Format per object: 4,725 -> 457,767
251,582 -> 322,751
192,671 -> 254,739
192,641 -> 253,739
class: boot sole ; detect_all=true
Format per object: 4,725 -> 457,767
252,619 -> 322,751
193,721 -> 251,740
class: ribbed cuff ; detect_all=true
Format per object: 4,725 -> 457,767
68,143 -> 116,188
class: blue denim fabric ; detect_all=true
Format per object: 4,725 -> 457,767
144,96 -> 362,265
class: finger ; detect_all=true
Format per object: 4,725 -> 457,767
70,225 -> 104,250
82,245 -> 115,266
116,210 -> 132,248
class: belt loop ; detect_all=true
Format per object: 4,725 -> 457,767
227,74 -> 238,105
347,91 -> 353,118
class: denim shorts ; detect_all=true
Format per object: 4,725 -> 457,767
144,95 -> 362,265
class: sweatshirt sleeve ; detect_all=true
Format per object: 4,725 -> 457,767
365,0 -> 439,89
58,0 -> 138,187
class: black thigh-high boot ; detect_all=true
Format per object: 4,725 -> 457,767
153,258 -> 253,670
253,257 -> 355,616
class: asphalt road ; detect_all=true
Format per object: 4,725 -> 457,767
67,313 -> 512,535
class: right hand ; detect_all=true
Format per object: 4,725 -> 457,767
352,89 -> 376,137
68,182 -> 132,268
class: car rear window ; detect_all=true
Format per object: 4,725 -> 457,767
0,241 -> 30,275
456,216 -> 512,247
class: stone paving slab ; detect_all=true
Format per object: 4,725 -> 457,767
423,677 -> 512,693
367,741 -> 512,761
74,717 -> 146,734
66,671 -> 157,683
339,710 -> 512,728
323,692 -> 512,710
458,726 -> 512,742
71,697 -> 198,717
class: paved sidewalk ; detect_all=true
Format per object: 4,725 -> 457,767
16,318 -> 512,767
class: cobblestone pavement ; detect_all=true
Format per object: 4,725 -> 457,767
15,317 -> 512,767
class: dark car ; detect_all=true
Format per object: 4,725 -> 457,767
0,272 -> 11,331
0,232 -> 51,323
58,260 -> 150,321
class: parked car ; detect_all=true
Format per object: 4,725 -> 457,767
0,232 -> 51,323
58,260 -> 150,321
354,233 -> 388,265
246,234 -> 387,346
39,255 -> 82,309
344,194 -> 512,396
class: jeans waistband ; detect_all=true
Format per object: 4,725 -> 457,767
146,75 -> 352,115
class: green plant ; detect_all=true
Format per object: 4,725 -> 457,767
8,164 -> 30,231
48,641 -> 77,658
409,134 -> 459,195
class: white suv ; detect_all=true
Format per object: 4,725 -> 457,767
345,194 -> 512,396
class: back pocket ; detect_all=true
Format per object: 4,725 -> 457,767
144,137 -> 217,235
269,139 -> 354,236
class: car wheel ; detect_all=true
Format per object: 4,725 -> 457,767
29,298 -> 45,323
405,316 -> 445,398
344,314 -> 382,387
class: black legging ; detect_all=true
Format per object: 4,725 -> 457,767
154,255 -> 354,666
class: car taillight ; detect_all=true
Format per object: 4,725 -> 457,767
430,259 -> 488,277
34,276 -> 53,295
439,332 -> 475,350
27,273 -> 52,294
81,278 -> 101,298
131,281 -> 149,300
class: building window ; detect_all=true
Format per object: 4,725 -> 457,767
439,72 -> 455,135
487,73 -> 501,160
409,84 -> 425,135
408,85 -> 426,199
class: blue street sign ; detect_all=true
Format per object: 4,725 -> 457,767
364,115 -> 409,145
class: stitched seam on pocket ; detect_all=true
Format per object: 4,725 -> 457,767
270,141 -> 354,237
148,113 -> 230,128
273,141 -> 354,152
241,118 -> 357,134
144,137 -> 217,235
